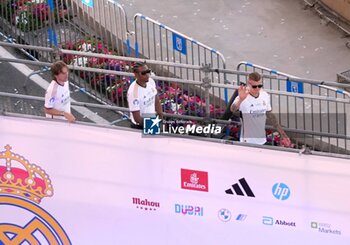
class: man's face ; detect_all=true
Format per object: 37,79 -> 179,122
247,79 -> 263,96
135,65 -> 151,83
55,67 -> 69,83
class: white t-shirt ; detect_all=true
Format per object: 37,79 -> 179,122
127,78 -> 158,125
44,80 -> 71,120
233,90 -> 272,145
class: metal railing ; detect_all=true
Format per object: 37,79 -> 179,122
236,61 -> 350,153
1,87 -> 349,156
0,0 -> 131,59
133,13 -> 228,109
0,43 -> 349,154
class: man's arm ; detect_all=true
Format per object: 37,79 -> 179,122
266,111 -> 288,137
155,95 -> 163,119
131,111 -> 143,125
230,97 -> 242,112
127,85 -> 142,125
44,107 -> 76,123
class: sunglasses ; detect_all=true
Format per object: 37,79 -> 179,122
140,69 -> 151,75
250,84 -> 263,89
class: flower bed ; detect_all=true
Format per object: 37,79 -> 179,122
61,38 -> 130,103
157,83 -> 224,118
2,0 -> 69,32
62,38 -> 226,120
61,38 -> 289,144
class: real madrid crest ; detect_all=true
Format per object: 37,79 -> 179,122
0,145 -> 71,245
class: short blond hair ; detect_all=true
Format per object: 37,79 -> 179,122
248,72 -> 261,82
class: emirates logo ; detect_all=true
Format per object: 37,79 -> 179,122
181,169 -> 208,192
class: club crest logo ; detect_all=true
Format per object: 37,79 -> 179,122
0,145 -> 71,244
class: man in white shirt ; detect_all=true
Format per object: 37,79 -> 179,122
230,72 -> 291,146
44,61 -> 76,123
127,62 -> 163,128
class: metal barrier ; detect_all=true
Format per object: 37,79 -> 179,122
133,13 -> 228,109
1,88 -> 350,156
0,41 -> 210,113
1,42 -> 350,154
1,1 -> 349,154
0,3 -> 228,111
0,0 -> 131,58
236,61 -> 350,153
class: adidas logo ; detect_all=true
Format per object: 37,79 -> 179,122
225,178 -> 255,197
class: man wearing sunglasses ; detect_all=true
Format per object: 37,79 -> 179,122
127,61 -> 163,128
230,72 -> 291,147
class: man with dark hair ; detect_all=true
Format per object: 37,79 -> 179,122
44,61 -> 76,123
230,72 -> 291,146
127,62 -> 163,128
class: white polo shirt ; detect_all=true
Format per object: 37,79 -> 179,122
233,90 -> 272,145
44,80 -> 71,120
127,78 -> 157,125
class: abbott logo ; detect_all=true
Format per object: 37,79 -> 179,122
225,178 -> 255,197
263,216 -> 296,227
262,216 -> 274,225
272,182 -> 291,200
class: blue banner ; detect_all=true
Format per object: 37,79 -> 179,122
48,28 -> 58,47
82,0 -> 93,7
287,80 -> 304,94
172,33 -> 187,55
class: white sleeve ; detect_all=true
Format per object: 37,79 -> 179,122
127,85 -> 140,112
266,93 -> 272,111
151,80 -> 158,97
44,84 -> 56,109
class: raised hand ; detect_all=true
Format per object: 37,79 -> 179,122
238,85 -> 249,102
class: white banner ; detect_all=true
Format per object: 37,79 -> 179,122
0,115 -> 349,244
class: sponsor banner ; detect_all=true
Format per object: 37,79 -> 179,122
262,216 -> 296,227
311,221 -> 342,235
0,115 -> 350,244
181,169 -> 209,192
175,204 -> 203,216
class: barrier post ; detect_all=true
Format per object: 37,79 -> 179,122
202,64 -> 212,118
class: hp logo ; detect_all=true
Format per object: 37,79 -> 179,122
272,183 -> 290,200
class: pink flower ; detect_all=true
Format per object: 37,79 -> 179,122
188,96 -> 195,103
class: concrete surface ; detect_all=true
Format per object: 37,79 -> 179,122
118,0 -> 350,81
0,46 -> 128,126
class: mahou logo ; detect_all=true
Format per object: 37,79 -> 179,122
181,169 -> 209,192
132,197 -> 160,211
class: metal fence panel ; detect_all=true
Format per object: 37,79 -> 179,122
236,61 -> 349,154
1,48 -> 349,154
133,14 -> 228,111
0,0 -> 130,59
